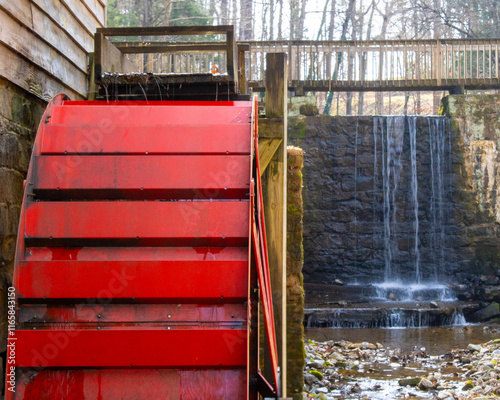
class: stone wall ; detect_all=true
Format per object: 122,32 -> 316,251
443,95 -> 500,276
0,77 -> 45,363
287,96 -> 500,285
286,147 -> 305,400
288,114 -> 463,284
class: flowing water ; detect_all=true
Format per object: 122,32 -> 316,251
306,325 -> 498,356
304,117 -> 478,398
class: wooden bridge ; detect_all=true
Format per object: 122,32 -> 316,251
96,27 -> 500,97
117,36 -> 500,94
244,39 -> 500,93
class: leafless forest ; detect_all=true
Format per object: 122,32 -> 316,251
108,0 -> 500,114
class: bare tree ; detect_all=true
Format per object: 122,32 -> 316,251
221,0 -> 229,24
324,0 -> 356,114
358,0 -> 376,115
239,0 -> 253,39
278,0 -> 284,39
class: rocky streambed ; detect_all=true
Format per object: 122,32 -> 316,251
304,329 -> 500,399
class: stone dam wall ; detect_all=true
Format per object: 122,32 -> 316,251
289,95 -> 500,285
0,78 -> 45,361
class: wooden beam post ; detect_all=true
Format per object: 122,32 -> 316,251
263,52 -> 287,397
226,26 -> 236,84
238,44 -> 249,95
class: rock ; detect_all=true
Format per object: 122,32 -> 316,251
491,349 -> 500,357
460,354 -> 472,363
361,341 -> 376,350
299,103 -> 319,116
335,361 -> 347,368
430,301 -> 439,309
418,378 -> 435,390
480,361 -> 494,369
310,370 -> 323,380
468,343 -> 483,352
315,394 -> 327,400
328,352 -> 345,362
437,391 -> 455,400
472,302 -> 500,321
399,377 -> 421,387
350,383 -> 362,393
462,380 -> 474,390
304,373 -> 319,385
308,361 -> 324,370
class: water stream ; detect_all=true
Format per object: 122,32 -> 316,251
307,116 -> 463,329
303,116 -> 485,398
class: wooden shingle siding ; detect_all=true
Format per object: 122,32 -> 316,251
0,0 -> 106,100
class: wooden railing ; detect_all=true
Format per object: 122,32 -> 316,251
95,31 -> 500,93
245,39 -> 500,92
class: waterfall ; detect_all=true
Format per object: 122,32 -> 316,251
354,118 -> 359,272
428,117 -> 448,281
409,117 -> 421,283
375,116 -> 450,288
305,306 -> 466,329
381,117 -> 405,281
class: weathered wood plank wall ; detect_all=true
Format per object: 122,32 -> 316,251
0,0 -> 106,100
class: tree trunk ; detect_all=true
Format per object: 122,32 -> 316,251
239,0 -> 252,40
432,0 -> 442,113
324,0 -> 356,115
346,93 -> 353,115
316,0 -> 330,40
345,0 -> 357,114
278,0 -> 283,39
375,2 -> 392,116
297,0 -> 308,40
269,0 -> 274,39
209,0 -> 216,22
261,2 -> 268,40
290,0 -> 299,39
358,0 -> 375,115
221,0 -> 228,24
232,0 -> 238,36
328,0 -> 336,40
493,0 -> 499,37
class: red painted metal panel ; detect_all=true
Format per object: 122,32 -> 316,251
40,124 -> 251,155
19,304 -> 247,324
14,369 -> 246,400
50,105 -> 252,125
4,96 -> 276,399
15,260 -> 248,300
24,201 -> 249,246
25,246 -> 248,262
34,155 -> 250,200
16,329 -> 247,368
65,100 -> 250,107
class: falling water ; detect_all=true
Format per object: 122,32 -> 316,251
354,118 -> 359,272
409,117 -> 421,283
381,117 -> 405,281
375,116 -> 450,289
428,117 -> 448,281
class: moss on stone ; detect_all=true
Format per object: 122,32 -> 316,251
286,146 -> 305,400
309,370 -> 323,380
